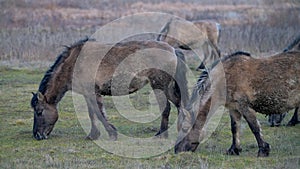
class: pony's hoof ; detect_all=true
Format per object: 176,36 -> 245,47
109,133 -> 118,141
257,143 -> 270,157
287,120 -> 300,126
107,124 -> 118,141
85,135 -> 99,140
226,146 -> 242,155
85,131 -> 100,140
108,129 -> 117,141
155,130 -> 168,139
257,151 -> 269,157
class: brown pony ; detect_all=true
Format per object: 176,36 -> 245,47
175,50 -> 300,157
269,34 -> 300,126
157,18 -> 221,70
31,38 -> 188,140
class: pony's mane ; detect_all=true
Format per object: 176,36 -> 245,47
222,51 -> 251,60
38,37 -> 90,94
192,50 -> 251,103
195,70 -> 209,92
184,50 -> 251,120
209,51 -> 251,70
283,34 -> 300,52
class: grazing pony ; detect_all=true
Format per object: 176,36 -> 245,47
31,38 -> 188,140
175,50 -> 300,157
157,18 -> 221,70
269,34 -> 300,126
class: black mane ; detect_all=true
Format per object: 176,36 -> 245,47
193,50 -> 251,101
209,51 -> 251,71
38,37 -> 90,94
224,51 -> 251,59
196,69 -> 209,91
31,38 -> 90,108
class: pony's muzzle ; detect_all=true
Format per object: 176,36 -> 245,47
33,131 -> 48,140
175,139 -> 199,154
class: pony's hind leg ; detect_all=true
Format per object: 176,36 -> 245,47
85,97 -> 101,140
85,95 -> 117,141
227,109 -> 242,155
287,107 -> 300,126
95,96 -> 117,141
241,107 -> 270,157
268,113 -> 286,127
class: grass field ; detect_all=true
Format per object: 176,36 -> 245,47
1,0 -> 300,168
0,67 -> 299,168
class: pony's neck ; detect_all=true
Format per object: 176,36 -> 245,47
44,82 -> 70,105
41,45 -> 82,105
42,67 -> 72,105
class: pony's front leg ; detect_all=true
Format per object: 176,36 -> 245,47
287,107 -> 299,126
241,107 -> 270,157
151,88 -> 171,138
95,95 -> 117,141
227,109 -> 242,155
155,101 -> 171,138
84,97 -> 101,140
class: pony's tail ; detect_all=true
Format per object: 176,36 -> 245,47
174,49 -> 189,107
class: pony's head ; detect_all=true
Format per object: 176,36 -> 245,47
30,38 -> 90,140
175,108 -> 200,153
175,70 -> 212,153
31,92 -> 58,140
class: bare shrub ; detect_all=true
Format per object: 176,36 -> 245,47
0,0 -> 299,67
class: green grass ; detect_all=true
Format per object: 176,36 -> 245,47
0,66 -> 299,168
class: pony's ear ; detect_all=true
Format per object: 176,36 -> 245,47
31,92 -> 35,96
157,26 -> 169,41
37,92 -> 46,102
157,19 -> 172,41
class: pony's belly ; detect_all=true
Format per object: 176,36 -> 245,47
96,77 -> 149,96
250,98 -> 293,115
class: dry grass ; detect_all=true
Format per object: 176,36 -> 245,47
0,0 -> 299,67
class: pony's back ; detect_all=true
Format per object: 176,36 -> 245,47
222,51 -> 300,114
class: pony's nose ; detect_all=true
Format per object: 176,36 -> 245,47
174,140 -> 185,154
34,132 -> 46,140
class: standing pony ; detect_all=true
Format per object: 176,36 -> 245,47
268,34 -> 300,126
157,18 -> 221,70
175,50 -> 300,157
31,38 -> 188,140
